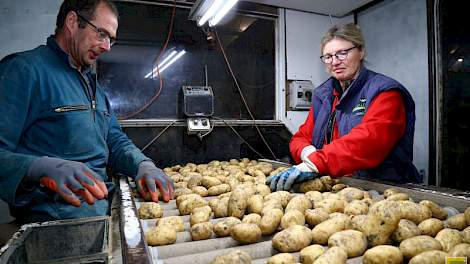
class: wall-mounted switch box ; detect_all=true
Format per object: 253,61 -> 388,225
289,80 -> 313,110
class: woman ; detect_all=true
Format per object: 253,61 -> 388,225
267,23 -> 421,191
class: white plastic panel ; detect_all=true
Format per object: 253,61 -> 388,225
285,9 -> 353,85
357,0 -> 429,182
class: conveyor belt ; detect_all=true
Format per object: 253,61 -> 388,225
118,176 -> 470,264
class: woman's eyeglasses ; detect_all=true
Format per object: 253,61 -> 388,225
320,46 -> 357,64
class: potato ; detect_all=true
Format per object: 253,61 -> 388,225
138,202 -> 163,219
299,178 -> 326,193
399,235 -> 443,259
208,184 -> 231,196
213,217 -> 242,237
305,208 -> 329,227
280,209 -> 305,229
386,192 -> 410,201
191,186 -> 208,197
156,216 -> 184,232
174,182 -> 188,189
231,223 -> 262,244
187,173 -> 203,189
350,214 -> 368,231
214,197 -> 230,218
344,200 -> 368,215
201,176 -> 222,188
190,206 -> 212,226
359,214 -> 399,247
337,187 -> 364,201
178,197 -> 208,215
311,216 -> 351,245
314,198 -> 345,214
420,200 -> 448,220
398,200 -> 432,224
305,191 -> 323,204
174,187 -> 193,197
391,219 -> 421,243
446,213 -> 468,230
254,184 -> 271,196
210,249 -> 251,264
285,195 -> 312,214
383,187 -> 400,198
190,222 -> 213,240
228,189 -> 247,219
408,250 -> 448,264
247,195 -> 264,214
319,176 -> 334,191
463,226 -> 470,243
267,253 -> 295,264
260,208 -> 283,235
419,218 -> 444,236
242,213 -> 262,225
328,229 -> 367,258
145,226 -> 176,246
435,228 -> 463,251
362,245 -> 403,264
448,243 -> 470,258
300,245 -> 325,264
312,246 -> 347,264
272,225 -> 312,252
176,193 -> 199,207
332,183 -> 347,192
262,198 -> 283,215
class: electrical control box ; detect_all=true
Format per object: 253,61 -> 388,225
181,86 -> 214,117
289,80 -> 314,110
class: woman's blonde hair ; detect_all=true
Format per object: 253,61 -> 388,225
320,23 -> 366,56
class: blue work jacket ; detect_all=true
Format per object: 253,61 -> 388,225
0,36 -> 148,221
311,66 -> 421,183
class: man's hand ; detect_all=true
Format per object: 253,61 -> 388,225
136,161 -> 174,202
27,157 -> 108,207
266,163 -> 318,191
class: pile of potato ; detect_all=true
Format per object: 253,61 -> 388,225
136,158 -> 470,264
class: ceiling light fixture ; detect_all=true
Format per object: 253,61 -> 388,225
189,0 -> 239,27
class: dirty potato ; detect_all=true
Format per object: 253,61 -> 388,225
208,184 -> 231,196
214,197 -> 230,218
267,253 -> 295,264
190,222 -> 213,240
435,228 -> 463,251
260,208 -> 283,235
280,209 -> 305,229
391,219 -> 421,243
312,246 -> 347,264
300,244 -> 325,264
210,249 -> 251,264
399,235 -> 443,259
418,218 -> 445,237
190,206 -> 212,226
247,195 -> 264,214
242,213 -> 262,225
420,200 -> 448,220
145,226 -> 177,246
228,189 -> 247,219
408,250 -> 448,264
311,216 -> 351,245
328,229 -> 367,258
285,195 -> 312,213
272,225 -> 312,252
446,213 -> 468,230
462,226 -> 470,243
305,208 -> 329,227
138,202 -> 163,219
231,223 -> 262,244
362,245 -> 403,264
448,243 -> 470,258
156,216 -> 184,232
213,217 -> 242,237
344,200 -> 369,215
314,198 -> 345,214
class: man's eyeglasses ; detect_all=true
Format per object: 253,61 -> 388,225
320,46 -> 357,64
76,13 -> 116,46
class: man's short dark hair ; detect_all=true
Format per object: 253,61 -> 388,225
55,0 -> 119,35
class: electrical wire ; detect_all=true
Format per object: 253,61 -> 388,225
213,29 -> 278,160
213,116 -> 266,159
118,0 -> 177,120
140,121 -> 177,152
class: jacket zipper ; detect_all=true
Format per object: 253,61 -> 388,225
54,105 -> 89,113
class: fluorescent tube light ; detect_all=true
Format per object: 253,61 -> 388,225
159,50 -> 186,73
198,0 -> 224,26
209,0 -> 238,26
145,50 -> 177,78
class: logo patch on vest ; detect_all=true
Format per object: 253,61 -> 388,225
352,98 -> 367,116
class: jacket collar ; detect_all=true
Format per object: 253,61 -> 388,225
47,35 -> 92,74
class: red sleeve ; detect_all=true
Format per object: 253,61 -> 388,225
289,106 -> 315,164
308,90 -> 406,177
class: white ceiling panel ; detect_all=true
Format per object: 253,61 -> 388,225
244,0 -> 375,17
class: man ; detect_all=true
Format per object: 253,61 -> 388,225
0,0 -> 174,223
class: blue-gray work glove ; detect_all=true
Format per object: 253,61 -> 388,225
27,157 -> 108,207
136,161 -> 174,202
266,162 -> 319,191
